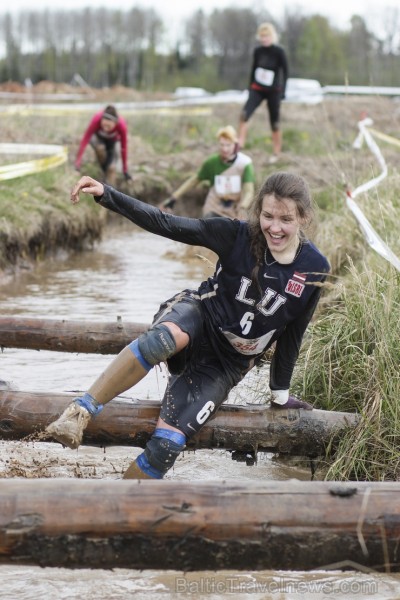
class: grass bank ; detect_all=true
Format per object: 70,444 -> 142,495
293,261 -> 400,481
0,167 -> 106,275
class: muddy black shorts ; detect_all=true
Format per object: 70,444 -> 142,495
241,87 -> 281,130
90,134 -> 116,170
151,290 -> 247,439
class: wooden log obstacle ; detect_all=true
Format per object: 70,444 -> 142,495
0,479 -> 398,571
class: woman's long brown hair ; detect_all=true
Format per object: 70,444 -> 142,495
247,171 -> 315,293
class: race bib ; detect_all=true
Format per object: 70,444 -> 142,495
215,174 -> 241,196
255,67 -> 274,86
221,329 -> 276,355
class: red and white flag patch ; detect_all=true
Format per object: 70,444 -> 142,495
285,271 -> 307,297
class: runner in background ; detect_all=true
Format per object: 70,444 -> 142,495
74,105 -> 131,186
238,23 -> 288,164
162,126 -> 255,220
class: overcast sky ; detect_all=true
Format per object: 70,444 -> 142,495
2,0 -> 398,41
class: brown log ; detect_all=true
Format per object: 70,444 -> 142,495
0,478 -> 399,571
0,317 -> 149,354
0,390 -> 359,455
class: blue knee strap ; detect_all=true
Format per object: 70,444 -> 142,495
128,339 -> 153,371
154,427 -> 186,446
136,452 -> 163,479
75,392 -> 103,416
137,428 -> 186,479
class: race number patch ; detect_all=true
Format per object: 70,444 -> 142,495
215,174 -> 241,196
255,67 -> 274,86
222,328 -> 276,355
285,271 -> 306,298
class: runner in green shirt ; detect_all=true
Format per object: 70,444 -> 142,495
162,126 -> 255,219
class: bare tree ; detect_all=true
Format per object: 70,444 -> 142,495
0,6 -> 397,91
379,7 -> 400,85
344,15 -> 376,85
281,11 -> 307,77
2,13 -> 21,81
208,8 -> 260,88
185,9 -> 207,72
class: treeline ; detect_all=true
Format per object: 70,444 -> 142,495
0,6 -> 399,91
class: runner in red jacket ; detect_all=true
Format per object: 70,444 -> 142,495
75,105 -> 131,185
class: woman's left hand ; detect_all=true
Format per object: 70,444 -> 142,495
71,176 -> 104,204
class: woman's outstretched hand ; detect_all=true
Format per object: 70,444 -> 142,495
71,176 -> 104,204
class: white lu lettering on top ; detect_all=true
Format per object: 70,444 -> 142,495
235,277 -> 287,317
235,276 -> 255,306
257,289 -> 286,316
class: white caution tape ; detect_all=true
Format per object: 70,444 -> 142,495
0,143 -> 68,181
349,118 -> 400,271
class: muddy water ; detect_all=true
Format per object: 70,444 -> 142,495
1,223 -> 399,599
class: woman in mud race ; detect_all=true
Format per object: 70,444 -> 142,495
74,105 -> 131,186
46,171 -> 329,480
162,126 -> 255,220
238,22 -> 288,164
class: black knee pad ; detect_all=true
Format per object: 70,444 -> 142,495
144,429 -> 186,476
138,324 -> 177,366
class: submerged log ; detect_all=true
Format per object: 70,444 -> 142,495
0,317 -> 149,354
0,390 -> 359,455
0,479 -> 399,571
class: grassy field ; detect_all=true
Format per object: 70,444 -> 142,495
1,92 -> 400,480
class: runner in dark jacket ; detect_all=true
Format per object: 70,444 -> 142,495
238,22 -> 288,164
46,171 -> 330,480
